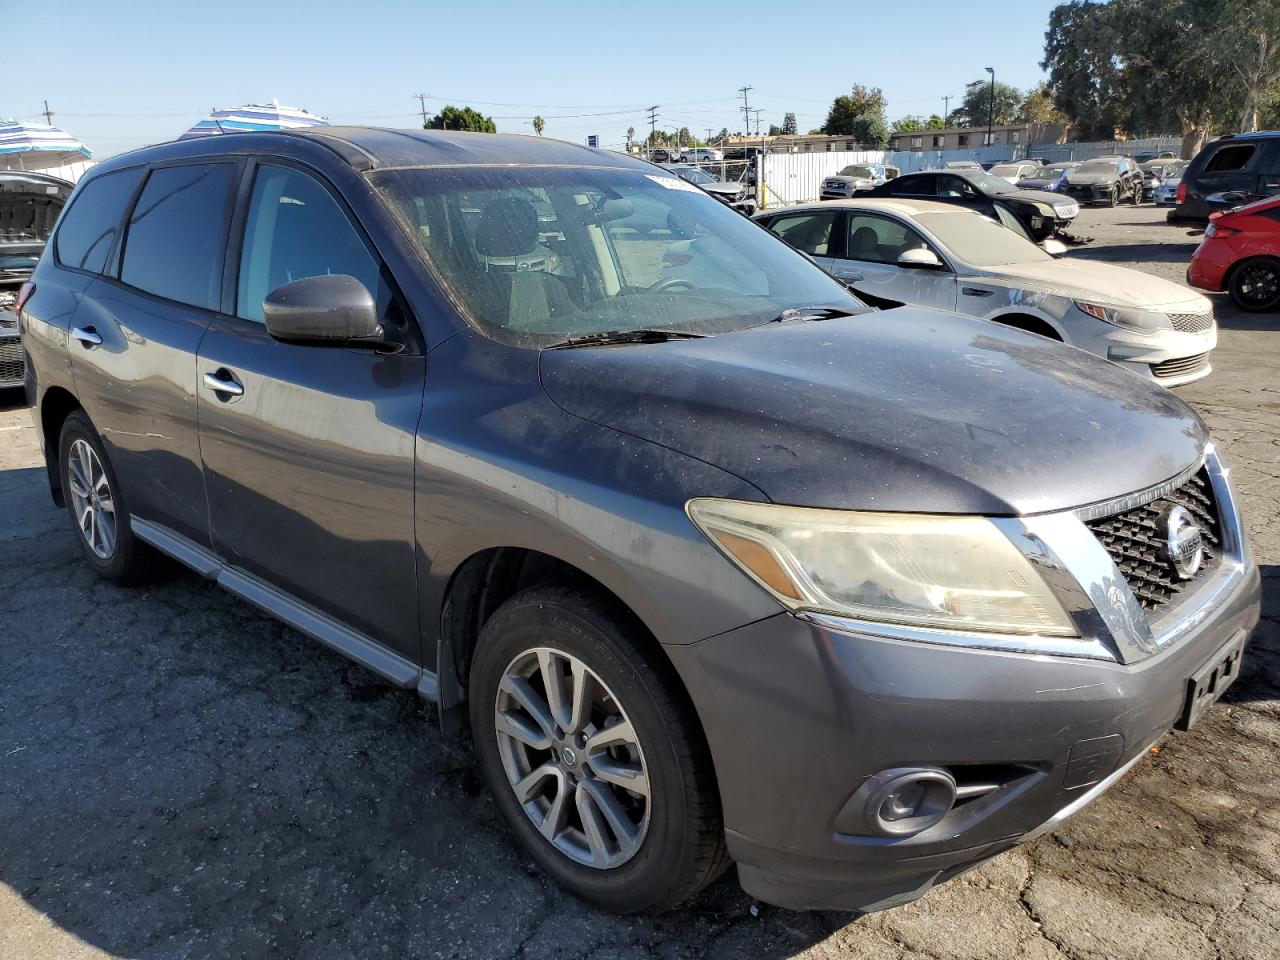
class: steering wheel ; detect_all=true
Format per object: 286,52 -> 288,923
647,277 -> 695,294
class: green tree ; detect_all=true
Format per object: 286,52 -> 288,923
850,115 -> 889,148
926,114 -> 947,129
532,115 -> 545,137
767,124 -> 781,136
1218,0 -> 1280,131
823,84 -> 887,136
893,116 -> 924,132
626,125 -> 636,146
1020,83 -> 1065,125
781,112 -> 798,135
951,79 -> 1024,128
425,105 -> 496,133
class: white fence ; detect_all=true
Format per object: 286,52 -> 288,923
758,136 -> 1186,207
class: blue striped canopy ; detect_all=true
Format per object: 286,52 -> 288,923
0,120 -> 93,162
180,102 -> 329,140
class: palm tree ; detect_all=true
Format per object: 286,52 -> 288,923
532,115 -> 545,137
626,125 -> 636,147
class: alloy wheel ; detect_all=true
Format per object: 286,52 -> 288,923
1235,261 -> 1280,309
494,646 -> 650,869
67,439 -> 116,559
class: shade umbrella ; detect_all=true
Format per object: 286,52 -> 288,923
180,100 -> 329,140
0,119 -> 94,172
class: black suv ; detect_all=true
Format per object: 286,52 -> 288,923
18,129 -> 1260,915
1172,131 -> 1280,223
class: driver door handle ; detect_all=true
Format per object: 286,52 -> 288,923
203,370 -> 244,397
962,287 -> 994,297
72,325 -> 102,347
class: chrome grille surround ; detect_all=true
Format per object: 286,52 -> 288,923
1167,312 -> 1214,334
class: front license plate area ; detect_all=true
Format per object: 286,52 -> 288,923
1177,631 -> 1246,731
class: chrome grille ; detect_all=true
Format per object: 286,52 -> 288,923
0,337 -> 23,384
1168,312 -> 1214,333
1085,469 -> 1221,612
1152,352 -> 1209,379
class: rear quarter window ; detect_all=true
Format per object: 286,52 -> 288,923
54,167 -> 146,274
1203,144 -> 1256,173
120,163 -> 236,311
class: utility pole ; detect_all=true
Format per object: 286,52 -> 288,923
738,85 -> 752,135
942,94 -> 953,124
705,127 -> 713,146
647,105 -> 659,158
415,93 -> 430,129
984,67 -> 995,148
41,100 -> 54,126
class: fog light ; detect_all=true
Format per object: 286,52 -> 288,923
835,767 -> 957,838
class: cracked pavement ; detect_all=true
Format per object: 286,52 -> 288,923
1,204 -> 1277,959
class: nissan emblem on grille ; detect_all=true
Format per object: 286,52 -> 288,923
1159,505 -> 1204,579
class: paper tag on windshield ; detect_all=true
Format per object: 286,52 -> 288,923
646,174 -> 702,193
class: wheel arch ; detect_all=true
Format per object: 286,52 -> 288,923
38,385 -> 83,506
985,310 -> 1066,341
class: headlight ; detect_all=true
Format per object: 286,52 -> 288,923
687,499 -> 1077,637
1074,301 -> 1163,329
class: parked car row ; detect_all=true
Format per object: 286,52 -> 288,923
757,198 -> 1216,384
10,128 -> 1263,922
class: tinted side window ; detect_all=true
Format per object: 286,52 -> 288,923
237,165 -> 383,324
936,176 -> 976,198
54,168 -> 145,274
889,175 -> 934,197
768,212 -> 836,256
1203,144 -> 1256,173
121,163 -> 235,310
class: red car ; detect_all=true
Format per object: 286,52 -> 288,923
1188,194 -> 1280,311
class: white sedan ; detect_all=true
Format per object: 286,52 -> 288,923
755,198 -> 1217,385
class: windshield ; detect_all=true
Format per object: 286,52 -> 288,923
1076,159 -> 1119,174
371,165 -> 862,346
838,165 -> 874,178
989,165 -> 1022,177
917,211 -> 1049,267
675,168 -> 717,185
963,171 -> 1016,195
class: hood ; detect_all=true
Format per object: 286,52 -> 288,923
540,310 -> 1207,516
1065,170 -> 1120,186
1004,186 -> 1069,207
984,259 -> 1212,310
700,182 -> 743,196
0,173 -> 72,247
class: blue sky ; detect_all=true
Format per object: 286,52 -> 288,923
11,0 -> 1064,158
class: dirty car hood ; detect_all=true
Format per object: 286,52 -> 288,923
984,259 -> 1212,310
540,310 -> 1207,515
1065,171 -> 1120,186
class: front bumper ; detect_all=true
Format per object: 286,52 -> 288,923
1069,317 -> 1217,387
0,321 -> 23,389
667,452 -> 1260,912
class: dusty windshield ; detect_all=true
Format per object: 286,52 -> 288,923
919,211 -> 1049,267
371,165 -> 862,346
965,171 -> 1016,195
839,165 -> 875,178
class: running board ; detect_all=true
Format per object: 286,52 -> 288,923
131,517 -> 437,700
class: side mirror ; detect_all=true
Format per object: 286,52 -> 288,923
897,248 -> 944,269
263,274 -> 381,345
1042,237 -> 1068,257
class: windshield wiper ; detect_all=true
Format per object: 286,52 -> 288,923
762,305 -> 863,325
544,329 -> 708,349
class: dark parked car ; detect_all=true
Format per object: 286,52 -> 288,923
864,168 -> 1079,240
667,164 -> 756,215
1016,161 -> 1076,193
1,171 -> 73,390
20,129 -> 1260,915
649,148 -> 674,163
1139,160 -> 1186,201
1172,131 -> 1280,223
1060,156 -> 1144,206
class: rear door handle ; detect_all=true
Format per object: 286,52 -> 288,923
203,370 -> 244,397
72,325 -> 102,347
962,287 -> 994,297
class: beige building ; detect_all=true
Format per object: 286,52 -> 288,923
887,123 -> 1067,152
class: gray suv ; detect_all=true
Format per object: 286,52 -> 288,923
20,129 -> 1260,914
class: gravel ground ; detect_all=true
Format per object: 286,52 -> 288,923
1,203 -> 1277,960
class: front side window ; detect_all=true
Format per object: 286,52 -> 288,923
936,175 -> 977,198
54,167 -> 145,274
766,213 -> 836,256
371,165 -> 860,346
845,213 -> 935,265
237,164 -> 384,323
121,163 -> 236,310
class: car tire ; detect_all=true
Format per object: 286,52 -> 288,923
1227,257 -> 1280,312
1108,187 -> 1119,207
58,411 -> 162,585
469,584 -> 728,913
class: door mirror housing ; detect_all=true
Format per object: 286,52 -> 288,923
263,274 -> 382,345
1041,238 -> 1068,257
897,248 -> 944,269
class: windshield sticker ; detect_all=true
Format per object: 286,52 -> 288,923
646,174 -> 702,193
